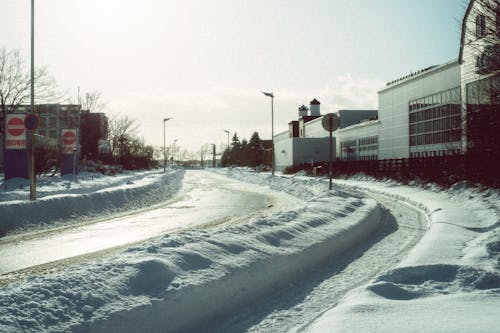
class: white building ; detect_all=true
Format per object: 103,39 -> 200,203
273,0 -> 498,170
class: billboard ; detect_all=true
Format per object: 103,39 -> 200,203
5,113 -> 27,150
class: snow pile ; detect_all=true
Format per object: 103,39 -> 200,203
212,167 -> 328,200
0,170 -> 184,233
0,172 -> 383,333
304,177 -> 500,333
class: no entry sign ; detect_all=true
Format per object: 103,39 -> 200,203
5,114 -> 27,150
61,129 -> 78,154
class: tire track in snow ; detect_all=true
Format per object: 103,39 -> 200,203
213,191 -> 427,333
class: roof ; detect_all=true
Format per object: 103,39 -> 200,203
458,0 -> 476,63
378,59 -> 459,93
309,98 -> 320,105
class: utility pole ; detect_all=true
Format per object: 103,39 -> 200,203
212,144 -> 216,168
29,0 -> 36,201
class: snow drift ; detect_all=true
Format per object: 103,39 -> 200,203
0,170 -> 184,233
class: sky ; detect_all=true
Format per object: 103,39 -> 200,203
1,0 -> 467,153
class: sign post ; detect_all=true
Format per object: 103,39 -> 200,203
322,113 -> 340,190
61,129 -> 78,177
25,113 -> 40,200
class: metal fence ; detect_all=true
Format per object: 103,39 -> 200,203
294,153 -> 499,188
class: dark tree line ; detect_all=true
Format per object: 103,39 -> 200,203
221,131 -> 267,168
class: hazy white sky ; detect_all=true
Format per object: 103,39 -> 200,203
1,0 -> 466,152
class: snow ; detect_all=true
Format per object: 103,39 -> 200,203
0,170 -> 184,234
0,168 -> 499,332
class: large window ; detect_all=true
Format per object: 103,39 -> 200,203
476,14 -> 486,37
409,87 -> 462,147
358,136 -> 378,160
340,140 -> 357,160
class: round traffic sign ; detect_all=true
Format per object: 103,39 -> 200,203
7,117 -> 26,136
322,113 -> 340,132
62,131 -> 76,145
25,114 -> 40,131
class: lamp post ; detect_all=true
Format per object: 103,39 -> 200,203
224,130 -> 230,151
172,139 -> 178,167
261,92 -> 275,175
163,117 -> 171,172
211,143 -> 216,168
29,0 -> 36,200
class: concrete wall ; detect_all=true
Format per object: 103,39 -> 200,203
274,135 -> 335,171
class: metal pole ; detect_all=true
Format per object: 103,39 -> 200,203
163,120 -> 166,172
212,144 -> 216,168
29,0 -> 36,201
329,117 -> 333,190
271,95 -> 275,176
173,139 -> 177,167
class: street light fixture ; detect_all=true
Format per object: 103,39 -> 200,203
163,117 -> 171,172
224,130 -> 230,151
261,91 -> 275,175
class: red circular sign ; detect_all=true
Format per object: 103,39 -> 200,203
7,117 -> 26,136
62,131 -> 76,145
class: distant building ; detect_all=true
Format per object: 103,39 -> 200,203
274,98 -> 336,171
80,111 -> 109,160
0,104 -> 110,168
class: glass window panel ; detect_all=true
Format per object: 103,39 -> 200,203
409,113 -> 416,123
417,122 -> 424,133
425,109 -> 432,120
425,133 -> 432,145
425,121 -> 432,132
443,117 -> 451,130
451,129 -> 461,142
417,135 -> 425,146
442,106 -> 450,117
417,111 -> 423,122
433,132 -> 442,144
410,124 -> 416,134
433,107 -> 439,118
434,119 -> 442,131
443,131 -> 451,143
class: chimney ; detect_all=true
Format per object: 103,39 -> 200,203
298,105 -> 308,118
310,98 -> 320,116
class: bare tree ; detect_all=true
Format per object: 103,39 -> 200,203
80,90 -> 105,112
107,113 -> 139,156
0,47 -> 61,138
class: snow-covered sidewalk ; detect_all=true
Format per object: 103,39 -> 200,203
303,176 -> 500,333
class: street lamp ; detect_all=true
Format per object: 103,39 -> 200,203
224,130 -> 230,151
261,91 -> 275,175
29,0 -> 36,200
163,117 -> 171,172
172,139 -> 178,167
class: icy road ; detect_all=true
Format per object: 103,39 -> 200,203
0,171 -> 301,275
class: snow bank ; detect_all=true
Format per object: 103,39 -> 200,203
0,170 -> 185,233
0,171 -> 384,333
304,177 -> 500,333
